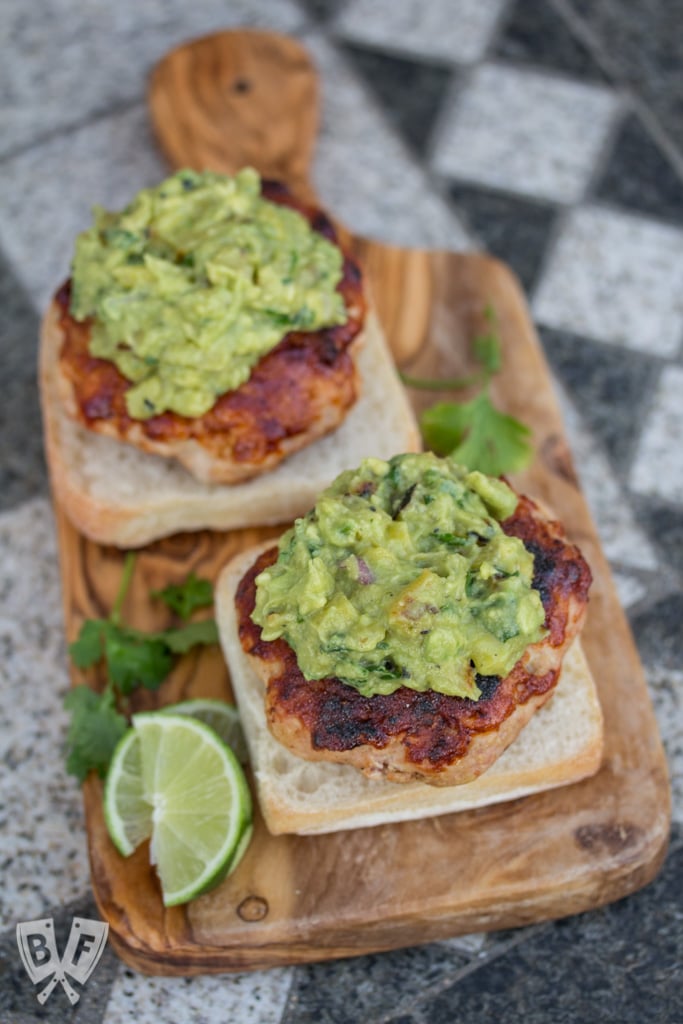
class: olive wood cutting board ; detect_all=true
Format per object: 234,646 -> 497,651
51,30 -> 671,974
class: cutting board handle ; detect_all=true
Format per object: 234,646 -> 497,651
149,29 -> 320,203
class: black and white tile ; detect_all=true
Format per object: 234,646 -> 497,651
0,0 -> 306,158
630,366 -> 683,503
0,255 -> 46,509
432,65 -> 620,203
494,0 -> 608,82
1,0 -> 681,1020
333,0 -> 507,64
533,204 -> 683,355
593,113 -> 683,227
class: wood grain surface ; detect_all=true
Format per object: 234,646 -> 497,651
51,30 -> 671,974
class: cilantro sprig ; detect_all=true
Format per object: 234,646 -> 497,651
402,307 -> 533,477
64,686 -> 128,782
152,572 -> 214,620
64,554 -> 218,781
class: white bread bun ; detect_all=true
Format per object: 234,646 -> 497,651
216,543 -> 604,836
39,303 -> 420,547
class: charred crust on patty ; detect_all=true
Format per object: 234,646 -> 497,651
501,495 -> 592,648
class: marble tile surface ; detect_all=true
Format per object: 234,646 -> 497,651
533,205 -> 683,354
494,0 -> 608,81
447,184 -> 557,292
0,104 -> 167,312
552,384 -> 659,572
333,0 -> 507,64
431,64 -> 620,203
645,667 -> 683,826
610,570 -> 649,610
340,42 -> 455,156
0,253 -> 47,509
593,113 -> 683,227
0,0 -> 307,159
630,365 -> 683,503
304,32 -> 471,251
0,499 -> 90,924
540,325 -> 661,475
567,0 -> 683,156
104,965 -> 292,1022
282,941 -> 472,1024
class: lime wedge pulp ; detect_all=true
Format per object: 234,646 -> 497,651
162,698 -> 249,764
104,712 -> 253,906
103,727 -> 150,856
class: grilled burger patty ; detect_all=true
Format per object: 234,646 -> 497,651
54,181 -> 366,485
236,493 -> 592,786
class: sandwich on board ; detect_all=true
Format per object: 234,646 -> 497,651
216,453 -> 603,835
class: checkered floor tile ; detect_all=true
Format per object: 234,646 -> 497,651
432,64 -> 620,203
533,204 -> 683,354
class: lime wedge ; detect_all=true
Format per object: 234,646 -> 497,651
163,698 -> 249,764
103,727 -> 150,856
104,712 -> 253,906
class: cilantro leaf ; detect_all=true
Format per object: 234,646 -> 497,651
63,685 -> 128,781
421,393 -> 533,476
161,619 -> 220,653
69,619 -> 108,668
400,302 -> 535,475
103,624 -> 174,693
69,615 -> 217,691
153,572 -> 214,620
64,560 -> 221,785
421,399 -> 473,455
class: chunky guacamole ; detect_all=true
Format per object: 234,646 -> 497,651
69,168 -> 347,419
252,454 -> 547,700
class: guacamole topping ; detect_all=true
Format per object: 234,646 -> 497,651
252,453 -> 547,700
69,167 -> 347,419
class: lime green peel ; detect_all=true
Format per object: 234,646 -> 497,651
104,712 -> 252,906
